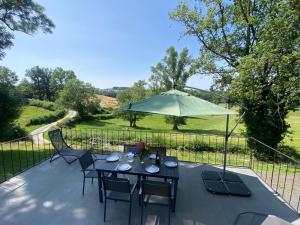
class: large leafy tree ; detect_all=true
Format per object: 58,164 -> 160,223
149,46 -> 195,130
25,66 -> 53,101
171,0 -> 300,149
58,79 -> 98,117
0,66 -> 22,140
116,80 -> 147,127
50,67 -> 76,100
0,0 -> 54,59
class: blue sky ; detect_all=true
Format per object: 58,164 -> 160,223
1,0 -> 213,89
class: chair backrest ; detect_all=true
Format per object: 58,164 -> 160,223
79,151 -> 94,170
142,180 -> 171,197
102,177 -> 131,193
123,144 -> 136,152
48,129 -> 70,151
150,146 -> 167,156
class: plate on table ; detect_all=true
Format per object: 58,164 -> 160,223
149,154 -> 156,159
164,161 -> 178,168
106,154 -> 119,162
117,163 -> 132,171
126,152 -> 135,158
145,165 -> 160,174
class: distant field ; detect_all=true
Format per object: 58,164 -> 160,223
15,106 -> 54,133
72,110 -> 300,150
95,95 -> 119,108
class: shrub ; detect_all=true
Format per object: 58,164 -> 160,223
28,99 -> 58,111
26,109 -> 66,125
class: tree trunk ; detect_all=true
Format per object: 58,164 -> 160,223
172,122 -> 178,130
132,114 -> 137,127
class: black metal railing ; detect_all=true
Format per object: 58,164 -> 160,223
0,132 -> 54,182
0,127 -> 299,213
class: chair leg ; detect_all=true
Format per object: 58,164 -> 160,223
82,176 -> 86,196
104,198 -> 107,222
168,199 -> 171,225
128,198 -> 132,225
141,199 -> 143,225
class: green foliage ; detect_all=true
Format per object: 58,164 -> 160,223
165,116 -> 186,131
149,46 -> 195,92
116,80 -> 148,127
171,0 -> 300,151
26,109 -> 66,126
15,106 -> 54,132
22,66 -> 77,102
149,46 -> 196,129
50,67 -> 76,100
0,0 -> 54,59
25,66 -> 53,101
28,99 -> 58,111
58,79 -> 99,118
0,66 -> 23,141
17,78 -> 34,99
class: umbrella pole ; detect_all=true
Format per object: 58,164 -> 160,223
223,114 -> 230,180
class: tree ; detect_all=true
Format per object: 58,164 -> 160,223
25,66 -> 53,101
0,66 -> 22,140
17,78 -> 34,99
171,0 -> 300,149
0,0 -> 54,59
149,46 -> 195,130
58,79 -> 98,117
50,67 -> 76,100
116,80 -> 147,127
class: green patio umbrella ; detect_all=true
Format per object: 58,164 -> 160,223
121,89 -> 251,196
121,89 -> 237,117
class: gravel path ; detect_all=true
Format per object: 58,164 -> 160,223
30,110 -> 77,145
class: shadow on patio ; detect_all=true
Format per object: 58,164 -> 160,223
0,159 -> 299,225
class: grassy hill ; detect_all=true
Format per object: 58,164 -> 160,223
95,95 -> 119,108
15,106 -> 55,133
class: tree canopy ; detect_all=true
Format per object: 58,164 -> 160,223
171,0 -> 300,149
149,46 -> 196,130
58,79 -> 99,117
149,46 -> 195,93
0,66 -> 23,140
116,80 -> 148,127
0,0 -> 54,59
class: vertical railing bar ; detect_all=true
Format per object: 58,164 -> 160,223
288,165 -> 297,204
17,140 -> 21,172
1,143 -> 7,181
9,141 -> 14,176
282,163 -> 289,198
276,161 -> 282,193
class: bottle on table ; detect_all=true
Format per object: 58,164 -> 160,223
155,150 -> 161,165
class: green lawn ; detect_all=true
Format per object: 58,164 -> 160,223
15,106 -> 54,133
72,110 -> 300,150
284,110 -> 300,150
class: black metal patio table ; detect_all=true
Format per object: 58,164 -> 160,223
95,153 -> 179,212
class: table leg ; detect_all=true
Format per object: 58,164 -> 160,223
98,172 -> 103,203
172,179 -> 178,212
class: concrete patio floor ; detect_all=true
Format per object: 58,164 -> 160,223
0,158 -> 299,225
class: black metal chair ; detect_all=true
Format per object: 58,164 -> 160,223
123,144 -> 137,153
78,151 -> 98,196
48,129 -> 87,164
101,176 -> 137,225
150,146 -> 167,156
140,180 -> 173,225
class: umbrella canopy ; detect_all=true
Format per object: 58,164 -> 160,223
121,89 -> 237,116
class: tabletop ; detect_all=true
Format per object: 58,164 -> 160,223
94,153 -> 179,180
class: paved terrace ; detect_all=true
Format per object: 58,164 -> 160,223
0,159 -> 299,225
